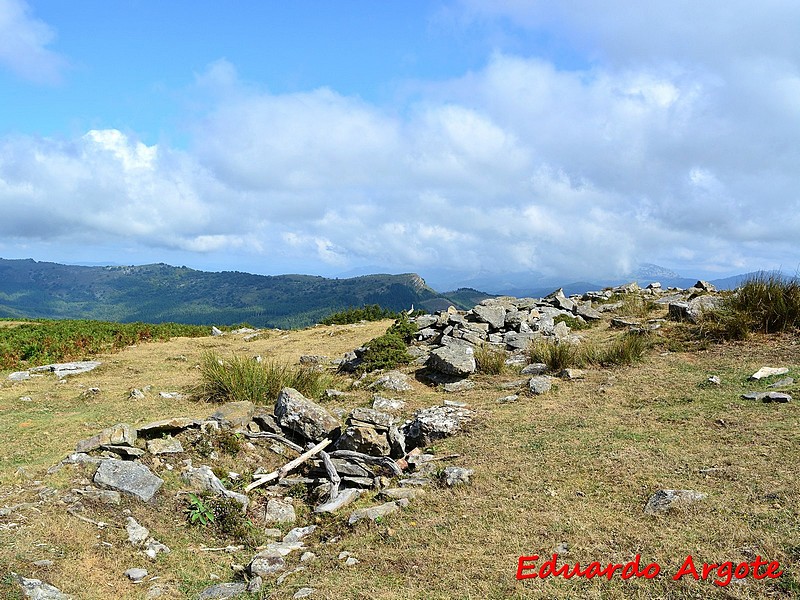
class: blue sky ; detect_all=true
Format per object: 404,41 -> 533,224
1,1 -> 799,290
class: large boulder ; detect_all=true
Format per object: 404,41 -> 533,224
471,305 -> 506,330
336,426 -> 391,456
426,346 -> 476,377
275,388 -> 340,442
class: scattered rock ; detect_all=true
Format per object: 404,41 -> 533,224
520,363 -> 548,376
441,466 -> 474,486
210,401 -> 255,428
496,394 -> 519,403
528,376 -> 552,395
76,423 -> 136,453
644,489 -> 706,514
124,568 -> 148,582
767,377 -> 794,388
749,367 -> 790,380
11,573 -> 72,599
336,426 -> 391,456
29,361 -> 102,378
249,552 -> 287,577
94,459 -> 164,502
196,582 -> 247,599
368,370 -> 413,392
426,346 -> 476,377
442,380 -> 475,393
275,388 -> 340,442
314,488 -> 362,513
146,437 -> 184,455
707,375 -> 721,385
348,499 -> 408,525
137,417 -> 201,436
264,498 -> 296,523
8,371 -> 31,381
181,464 -> 249,510
372,396 -> 405,412
403,405 -> 473,449
742,391 -> 792,403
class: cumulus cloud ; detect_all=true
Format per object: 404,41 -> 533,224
0,0 -> 67,83
2,2 -> 800,284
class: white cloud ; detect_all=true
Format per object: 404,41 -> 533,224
0,0 -> 67,84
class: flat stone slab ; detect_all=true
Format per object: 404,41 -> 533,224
314,488 -> 362,513
29,361 -> 102,378
196,582 -> 248,600
76,423 -> 136,453
137,417 -> 202,436
644,489 -> 706,515
94,459 -> 164,502
741,391 -> 792,403
12,573 -> 73,599
749,367 -> 789,380
348,499 -> 408,525
146,437 -> 184,455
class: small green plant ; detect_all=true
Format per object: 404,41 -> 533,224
474,343 -> 507,375
553,314 -> 592,330
215,430 -> 243,455
185,493 -> 215,526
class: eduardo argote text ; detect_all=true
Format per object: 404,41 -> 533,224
517,553 -> 783,587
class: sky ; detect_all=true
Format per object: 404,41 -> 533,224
0,1 -> 799,291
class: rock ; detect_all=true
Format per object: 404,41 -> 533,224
130,388 -> 146,400
749,367 -> 790,380
528,376 -> 553,395
262,540 -> 304,556
336,426 -> 391,456
73,487 -> 121,505
742,391 -> 792,403
137,417 -> 202,436
76,423 -> 136,453
350,407 -> 395,430
644,489 -> 706,515
275,388 -> 340,442
345,557 -> 359,566
300,552 -> 316,562
372,396 -> 405,412
283,525 -> 317,543
348,499 -> 408,525
124,568 -> 148,582
94,460 -> 163,502
496,394 -> 519,403
520,363 -> 548,375
575,304 -> 602,321
707,375 -> 721,385
441,466 -> 474,486
472,305 -> 506,329
559,368 -> 584,380
246,577 -> 262,593
126,517 -> 150,546
426,346 -> 476,377
503,332 -> 538,350
103,445 -> 146,459
182,465 -> 249,511
143,538 -> 170,560
403,405 -> 473,448
314,488 -> 362,513
210,401 -> 255,428
768,377 -> 794,388
379,487 -> 425,501
294,588 -> 315,599
543,288 -> 575,312
442,380 -> 475,393
211,326 -> 224,336
196,582 -> 247,599
249,553 -> 287,577
368,370 -> 413,392
11,573 -> 72,599
8,371 -> 30,381
29,361 -> 102,378
299,355 -> 328,366
693,280 -> 716,292
668,295 -> 722,323
264,498 -> 296,523
146,437 -> 184,455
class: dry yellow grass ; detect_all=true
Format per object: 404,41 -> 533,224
1,317 -> 798,599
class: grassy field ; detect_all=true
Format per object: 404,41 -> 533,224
0,310 -> 798,599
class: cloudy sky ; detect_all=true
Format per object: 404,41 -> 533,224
0,1 -> 798,290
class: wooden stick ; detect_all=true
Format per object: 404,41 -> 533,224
245,438 -> 332,492
328,450 -> 403,477
242,432 -> 304,453
319,450 -> 341,501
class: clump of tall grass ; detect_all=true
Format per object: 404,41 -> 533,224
474,343 -> 507,375
528,338 -> 587,371
528,332 -> 652,371
702,273 -> 800,340
195,351 -> 333,404
617,294 -> 658,318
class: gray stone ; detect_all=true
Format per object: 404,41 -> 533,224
210,401 -> 255,428
130,388 -> 146,400
368,370 -> 413,392
73,487 -> 121,505
283,525 -> 317,543
299,355 -> 329,366
543,288 -> 575,312
443,379 -> 475,393
528,376 -> 553,395
136,417 -> 201,436
76,423 -> 136,453
8,371 -> 30,381
749,366 -> 789,380
707,375 -> 721,385
275,388 -> 340,442
426,346 -> 476,376
146,437 -> 184,455
503,332 -> 538,350
246,577 -> 262,593
520,363 -> 548,375
644,489 -> 706,515
403,405 -> 473,448
29,361 -> 101,378
124,568 -> 148,582
575,304 -> 602,320
336,426 -> 391,456
559,368 -> 584,380
441,466 -> 474,486
249,552 -> 287,577
182,465 -> 249,511
414,314 -> 439,329
264,498 -> 296,523
350,407 -> 395,430
11,573 -> 72,599
102,445 -> 145,459
210,326 -> 224,336
126,517 -> 150,546
379,487 -> 425,500
196,582 -> 247,600
742,391 -> 792,403
348,499 -> 408,525
372,396 -> 405,412
262,540 -> 304,556
314,488 -> 362,513
94,459 -> 163,502
496,394 -> 519,403
294,588 -> 315,599
472,305 -> 506,329
768,377 -> 794,388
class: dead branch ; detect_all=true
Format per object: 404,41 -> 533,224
319,450 -> 341,501
245,438 -> 332,492
242,431 -> 304,453
328,450 -> 403,476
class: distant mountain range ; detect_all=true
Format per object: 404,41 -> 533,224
0,258 -> 492,328
0,258 -> 779,328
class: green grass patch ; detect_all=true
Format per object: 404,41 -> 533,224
528,332 -> 652,371
553,314 -> 593,330
0,319 -> 209,370
475,343 -> 507,375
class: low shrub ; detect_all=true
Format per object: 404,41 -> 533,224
320,304 -> 399,325
357,315 -> 418,372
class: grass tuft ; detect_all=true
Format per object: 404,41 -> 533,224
195,351 -> 333,403
528,338 -> 587,371
474,343 -> 507,375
